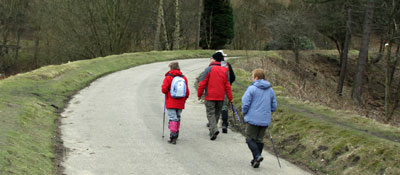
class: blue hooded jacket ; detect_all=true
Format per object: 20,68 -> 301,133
241,79 -> 277,127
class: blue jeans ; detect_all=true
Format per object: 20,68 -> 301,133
167,109 -> 182,121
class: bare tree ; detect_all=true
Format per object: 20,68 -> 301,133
154,0 -> 164,51
173,0 -> 181,50
383,0 -> 400,121
232,0 -> 276,50
352,0 -> 375,105
0,0 -> 29,75
336,5 -> 352,96
195,0 -> 202,50
161,11 -> 169,50
266,10 -> 314,64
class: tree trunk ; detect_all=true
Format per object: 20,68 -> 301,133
206,11 -> 213,49
293,39 -> 300,64
339,44 -> 344,67
389,44 -> 400,120
173,0 -> 181,50
153,0 -> 164,51
294,49 -> 300,64
385,42 -> 393,120
389,43 -> 400,85
1,29 -> 10,74
352,0 -> 374,105
15,29 -> 21,61
372,34 -> 385,64
161,12 -> 169,50
385,0 -> 399,121
337,7 -> 352,96
333,39 -> 343,66
2,30 -> 9,55
86,5 -> 105,57
195,0 -> 202,50
33,34 -> 40,69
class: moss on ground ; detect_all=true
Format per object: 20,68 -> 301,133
0,50 -> 214,175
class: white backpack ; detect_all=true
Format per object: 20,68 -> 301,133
169,74 -> 186,98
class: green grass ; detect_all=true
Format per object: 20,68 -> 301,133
3,49 -> 399,175
272,97 -> 400,175
0,50 -> 215,175
229,51 -> 400,175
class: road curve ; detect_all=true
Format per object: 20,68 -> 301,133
60,58 -> 311,175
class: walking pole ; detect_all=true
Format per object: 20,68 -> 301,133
268,127 -> 281,168
230,103 -> 236,125
162,96 -> 166,138
231,104 -> 241,123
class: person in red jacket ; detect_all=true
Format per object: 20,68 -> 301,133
161,62 -> 189,144
198,52 -> 233,140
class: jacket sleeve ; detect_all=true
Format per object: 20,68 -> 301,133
270,88 -> 277,112
184,76 -> 190,99
225,71 -> 233,102
228,63 -> 236,84
198,67 -> 211,98
161,76 -> 171,94
241,86 -> 253,115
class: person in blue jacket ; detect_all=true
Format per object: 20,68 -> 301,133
241,68 -> 277,168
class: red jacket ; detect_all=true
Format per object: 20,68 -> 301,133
198,62 -> 233,101
161,69 -> 189,109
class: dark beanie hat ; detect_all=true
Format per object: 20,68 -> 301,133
212,52 -> 224,62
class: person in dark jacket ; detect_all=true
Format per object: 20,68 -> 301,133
241,69 -> 277,168
217,50 -> 235,133
198,52 -> 233,140
161,62 -> 190,144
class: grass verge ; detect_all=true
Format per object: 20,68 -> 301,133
228,51 -> 400,175
0,50 -> 215,175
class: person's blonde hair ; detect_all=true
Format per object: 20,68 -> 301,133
169,62 -> 180,70
252,69 -> 265,80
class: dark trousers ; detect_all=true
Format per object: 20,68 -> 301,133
245,123 -> 267,160
221,94 -> 229,127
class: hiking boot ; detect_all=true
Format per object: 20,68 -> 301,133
222,126 -> 228,133
168,137 -> 177,144
256,156 -> 264,163
221,110 -> 229,133
210,131 -> 219,140
246,138 -> 261,162
252,161 -> 260,168
168,132 -> 178,144
252,156 -> 263,168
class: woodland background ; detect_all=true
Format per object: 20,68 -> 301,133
1,0 -> 400,122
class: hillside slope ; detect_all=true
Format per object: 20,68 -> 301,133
227,50 -> 400,175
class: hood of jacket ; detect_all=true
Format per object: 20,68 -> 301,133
252,79 -> 271,89
165,69 -> 183,77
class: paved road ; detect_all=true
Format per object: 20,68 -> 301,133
61,58 -> 311,175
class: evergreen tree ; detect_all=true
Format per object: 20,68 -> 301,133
200,0 -> 234,49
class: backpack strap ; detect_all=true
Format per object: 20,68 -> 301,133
168,73 -> 184,78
